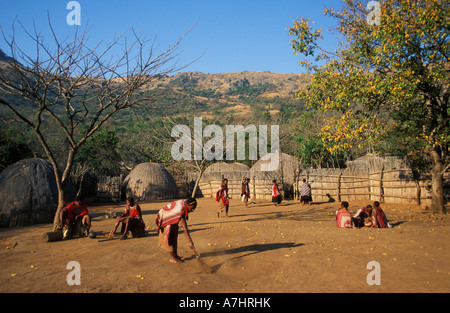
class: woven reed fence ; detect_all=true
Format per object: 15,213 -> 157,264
299,156 -> 449,207
187,170 -> 288,200
96,175 -> 122,203
188,171 -> 250,199
183,155 -> 449,207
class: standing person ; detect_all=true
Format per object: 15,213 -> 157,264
216,178 -> 230,218
59,195 -> 91,238
336,201 -> 354,229
300,179 -> 313,205
272,179 -> 282,206
241,178 -> 250,208
155,198 -> 197,263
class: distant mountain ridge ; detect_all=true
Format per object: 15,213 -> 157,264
138,70 -> 311,119
0,50 -> 311,119
152,70 -> 311,98
0,49 -> 21,65
0,50 -> 10,62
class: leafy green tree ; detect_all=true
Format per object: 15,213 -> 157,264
0,128 -> 33,171
289,0 -> 449,213
116,119 -> 175,168
292,111 -> 346,168
76,129 -> 122,176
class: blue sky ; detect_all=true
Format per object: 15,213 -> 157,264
0,0 -> 344,74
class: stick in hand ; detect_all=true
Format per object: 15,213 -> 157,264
191,246 -> 200,258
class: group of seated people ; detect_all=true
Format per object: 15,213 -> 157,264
58,196 -> 145,240
59,195 -> 392,239
336,201 -> 392,229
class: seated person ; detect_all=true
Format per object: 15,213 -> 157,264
353,205 -> 374,228
336,201 -> 354,229
109,197 -> 145,240
372,201 -> 392,228
59,195 -> 91,238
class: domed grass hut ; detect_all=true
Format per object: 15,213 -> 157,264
0,158 -> 76,227
250,152 -> 304,199
189,162 -> 250,198
204,162 -> 250,173
123,162 -> 178,201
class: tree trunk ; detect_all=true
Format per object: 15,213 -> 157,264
52,148 -> 77,230
53,181 -> 67,231
191,170 -> 204,198
429,150 -> 447,214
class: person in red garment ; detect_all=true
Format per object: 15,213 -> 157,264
241,178 -> 250,208
336,201 -> 354,229
59,195 -> 91,238
109,197 -> 145,240
372,201 -> 392,228
216,178 -> 230,218
272,180 -> 282,206
155,198 -> 197,263
352,205 -> 373,228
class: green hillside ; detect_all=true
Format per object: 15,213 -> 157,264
0,63 -> 314,175
112,71 -> 311,121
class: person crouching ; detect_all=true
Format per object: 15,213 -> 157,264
155,198 -> 197,263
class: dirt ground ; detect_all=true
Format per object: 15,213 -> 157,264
0,198 -> 449,293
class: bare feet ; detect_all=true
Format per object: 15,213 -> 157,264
169,255 -> 184,263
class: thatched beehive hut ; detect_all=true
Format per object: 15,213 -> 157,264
190,155 -> 304,199
123,162 -> 178,201
0,158 -> 76,227
194,162 -> 250,198
250,152 -> 304,184
204,162 -> 250,173
250,152 -> 304,199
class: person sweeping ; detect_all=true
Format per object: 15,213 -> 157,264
155,198 -> 197,263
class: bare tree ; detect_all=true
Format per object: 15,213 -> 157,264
162,114 -> 273,198
0,17 -> 190,230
